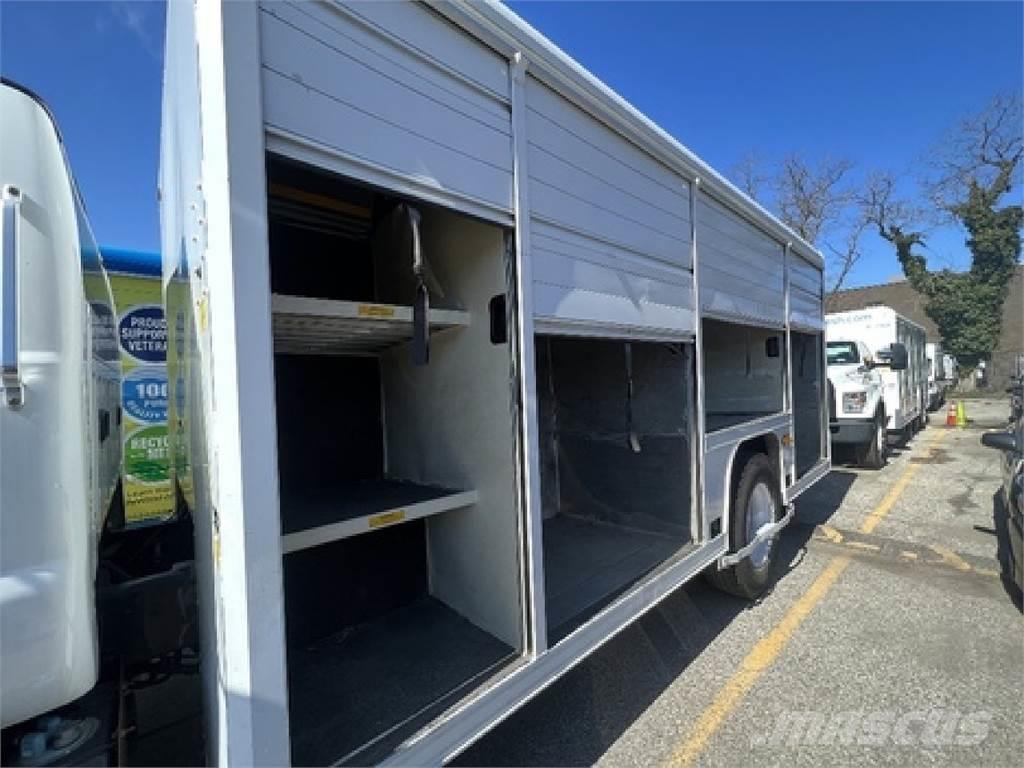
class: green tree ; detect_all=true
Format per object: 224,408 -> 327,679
865,95 -> 1022,370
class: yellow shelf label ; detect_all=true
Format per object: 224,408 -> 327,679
358,304 -> 396,318
368,509 -> 406,529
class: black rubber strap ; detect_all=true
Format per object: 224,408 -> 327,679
625,343 -> 640,452
404,205 -> 429,365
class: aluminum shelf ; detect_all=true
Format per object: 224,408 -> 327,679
280,479 -> 478,554
272,294 -> 470,356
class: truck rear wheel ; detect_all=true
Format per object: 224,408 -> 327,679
855,411 -> 886,469
707,453 -> 780,599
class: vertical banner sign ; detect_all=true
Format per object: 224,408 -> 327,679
109,260 -> 174,525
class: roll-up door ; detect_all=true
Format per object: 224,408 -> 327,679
697,195 -> 785,326
259,1 -> 514,221
788,251 -> 824,331
524,77 -> 695,340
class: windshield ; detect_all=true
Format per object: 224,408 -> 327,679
827,341 -> 860,365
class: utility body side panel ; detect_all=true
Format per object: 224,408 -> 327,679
788,252 -> 824,331
164,2 -> 829,765
161,3 -> 291,765
524,75 -> 694,338
697,195 -> 786,327
259,1 -> 513,219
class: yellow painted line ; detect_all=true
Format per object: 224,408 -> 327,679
665,428 -> 944,768
974,567 -> 1002,579
665,556 -> 850,768
859,430 -> 948,535
819,524 -> 844,544
846,540 -> 881,552
929,544 -> 972,572
901,550 -> 919,560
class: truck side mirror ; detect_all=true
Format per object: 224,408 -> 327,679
877,342 -> 908,371
981,431 -> 1018,452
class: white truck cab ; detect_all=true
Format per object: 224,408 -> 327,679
826,338 -> 890,467
0,79 -> 120,731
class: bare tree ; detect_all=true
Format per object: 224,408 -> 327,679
926,93 -> 1023,214
771,154 -> 870,293
730,152 -> 875,293
731,152 -> 769,202
824,215 -> 871,295
775,154 -> 854,243
859,172 -> 929,286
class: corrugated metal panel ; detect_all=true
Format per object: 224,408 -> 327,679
525,77 -> 691,269
697,195 -> 785,326
531,221 -> 695,339
524,77 -> 693,337
259,1 -> 513,216
789,251 -> 823,330
790,287 -> 823,331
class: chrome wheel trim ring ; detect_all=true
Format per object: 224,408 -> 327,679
746,481 -> 776,570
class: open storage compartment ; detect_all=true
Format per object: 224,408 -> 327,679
791,331 -> 825,477
537,337 -> 695,643
702,318 -> 785,432
266,156 -> 523,765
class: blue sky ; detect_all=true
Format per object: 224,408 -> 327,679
1,1 -> 1021,288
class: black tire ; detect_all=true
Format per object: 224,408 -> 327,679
706,453 -> 781,599
854,411 -> 887,469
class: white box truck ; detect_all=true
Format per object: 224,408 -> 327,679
157,2 -> 831,764
826,307 -> 928,467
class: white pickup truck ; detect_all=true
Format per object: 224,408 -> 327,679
826,307 -> 927,468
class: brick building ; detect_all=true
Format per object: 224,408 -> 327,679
826,265 -> 1024,389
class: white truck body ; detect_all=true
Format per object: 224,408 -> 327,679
826,307 -> 928,434
926,341 -> 948,410
944,353 -> 958,386
0,81 -> 120,728
159,2 -> 830,764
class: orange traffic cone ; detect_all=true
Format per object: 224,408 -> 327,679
946,400 -> 957,427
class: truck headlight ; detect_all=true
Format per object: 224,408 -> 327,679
843,391 -> 868,413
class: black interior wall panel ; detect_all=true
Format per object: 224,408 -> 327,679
555,434 -> 689,537
536,340 -> 561,520
273,354 -> 384,497
792,331 -> 824,476
266,154 -> 376,302
282,521 -> 428,648
537,337 -> 691,538
545,337 -> 628,437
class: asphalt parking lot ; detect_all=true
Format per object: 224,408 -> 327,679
458,397 -> 1023,768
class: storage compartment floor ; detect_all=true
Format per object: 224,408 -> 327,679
279,478 -> 465,534
543,516 -> 686,643
288,596 -> 514,765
